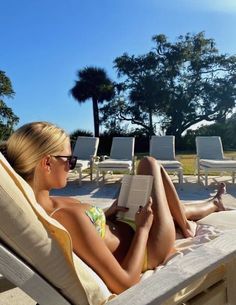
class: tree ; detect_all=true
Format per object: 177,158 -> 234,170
111,52 -> 163,135
70,67 -> 115,137
108,32 -> 236,139
0,71 -> 19,140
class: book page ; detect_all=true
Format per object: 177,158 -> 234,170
118,175 -> 153,220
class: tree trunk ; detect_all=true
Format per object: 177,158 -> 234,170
166,125 -> 183,150
92,98 -> 100,137
148,108 -> 155,135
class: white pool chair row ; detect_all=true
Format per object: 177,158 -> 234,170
72,136 -> 183,185
196,136 -> 236,187
72,135 -> 236,187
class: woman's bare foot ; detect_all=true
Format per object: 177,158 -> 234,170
213,183 -> 226,211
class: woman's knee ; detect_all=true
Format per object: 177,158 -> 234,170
137,156 -> 161,174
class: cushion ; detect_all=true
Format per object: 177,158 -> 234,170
97,159 -> 133,169
200,159 -> 236,169
76,160 -> 91,170
0,152 -> 114,305
197,210 -> 236,231
157,160 -> 182,169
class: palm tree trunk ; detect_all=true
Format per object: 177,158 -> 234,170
92,98 -> 100,137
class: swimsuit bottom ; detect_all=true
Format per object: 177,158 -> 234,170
118,218 -> 148,273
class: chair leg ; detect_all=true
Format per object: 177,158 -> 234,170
96,169 -> 100,185
79,168 -> 82,185
90,164 -> 93,181
179,169 -> 183,185
205,170 -> 208,187
196,159 -> 201,184
197,167 -> 201,184
132,160 -> 136,175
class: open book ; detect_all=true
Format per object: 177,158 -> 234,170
117,175 -> 153,220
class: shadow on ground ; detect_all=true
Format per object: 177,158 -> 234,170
51,173 -> 236,209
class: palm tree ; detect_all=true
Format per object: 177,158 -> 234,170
70,67 -> 115,137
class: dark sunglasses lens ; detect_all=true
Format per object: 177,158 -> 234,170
69,156 -> 77,170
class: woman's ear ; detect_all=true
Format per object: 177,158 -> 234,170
42,156 -> 51,172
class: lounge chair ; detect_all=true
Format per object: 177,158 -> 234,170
0,240 -> 71,305
196,136 -> 236,187
72,136 -> 99,184
1,151 -> 236,305
0,152 -> 113,305
150,136 -> 183,184
96,137 -> 135,183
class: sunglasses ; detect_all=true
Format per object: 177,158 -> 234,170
52,155 -> 78,170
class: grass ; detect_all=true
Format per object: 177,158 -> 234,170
136,151 -> 236,175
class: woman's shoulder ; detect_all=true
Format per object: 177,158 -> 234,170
50,196 -> 92,216
51,195 -> 81,205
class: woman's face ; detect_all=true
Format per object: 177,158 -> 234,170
49,138 -> 72,189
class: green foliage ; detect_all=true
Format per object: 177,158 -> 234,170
70,67 -> 115,137
0,71 -> 19,140
70,128 -> 93,149
182,114 -> 236,151
103,32 -> 236,138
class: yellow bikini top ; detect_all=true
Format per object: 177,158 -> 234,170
85,206 -> 106,239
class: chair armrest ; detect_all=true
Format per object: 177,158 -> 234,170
100,155 -> 109,161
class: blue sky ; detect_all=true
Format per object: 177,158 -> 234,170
1,0 -> 236,135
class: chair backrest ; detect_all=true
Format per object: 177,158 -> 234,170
0,152 -> 112,305
110,137 -> 135,160
73,137 -> 99,160
150,136 -> 176,160
196,136 -> 224,160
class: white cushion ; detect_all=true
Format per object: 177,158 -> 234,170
197,210 -> 236,231
200,159 -> 236,169
157,160 -> 182,169
0,153 -> 114,305
98,159 -> 132,169
76,159 -> 91,170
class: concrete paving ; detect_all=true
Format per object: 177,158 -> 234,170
1,173 -> 236,305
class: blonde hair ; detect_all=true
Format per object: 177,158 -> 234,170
6,121 -> 69,181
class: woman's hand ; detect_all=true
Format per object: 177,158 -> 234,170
135,197 -> 153,231
105,199 -> 129,219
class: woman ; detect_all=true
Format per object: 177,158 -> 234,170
3,121 -> 225,294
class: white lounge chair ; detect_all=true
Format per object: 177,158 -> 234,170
0,152 -> 112,305
96,137 -> 135,183
196,136 -> 236,187
2,225 -> 236,305
1,151 -> 236,305
72,136 -> 99,184
0,241 -> 71,305
150,136 -> 183,184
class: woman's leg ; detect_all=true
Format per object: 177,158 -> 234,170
137,157 -> 176,268
137,157 -> 226,268
151,163 -> 225,234
184,183 -> 226,220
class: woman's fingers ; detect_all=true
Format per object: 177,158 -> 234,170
147,196 -> 153,206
